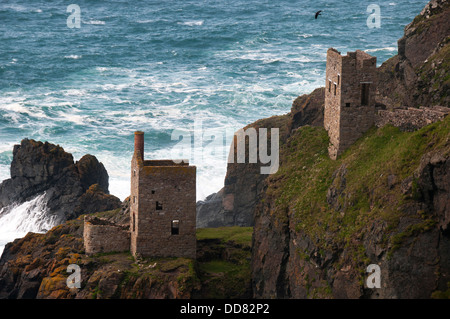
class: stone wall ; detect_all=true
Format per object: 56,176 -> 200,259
324,48 -> 342,160
83,216 -> 130,255
376,106 -> 450,131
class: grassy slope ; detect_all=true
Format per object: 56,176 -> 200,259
196,226 -> 253,298
265,114 -> 449,279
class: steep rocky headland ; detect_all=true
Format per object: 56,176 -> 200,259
200,0 -> 450,298
248,0 -> 450,298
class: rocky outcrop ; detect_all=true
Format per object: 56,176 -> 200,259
196,189 -> 228,228
377,0 -> 450,107
0,139 -> 121,224
198,88 -> 324,228
76,154 -> 109,194
0,207 -> 252,299
397,0 -> 449,69
289,87 -> 325,131
414,148 -> 450,234
250,1 -> 450,298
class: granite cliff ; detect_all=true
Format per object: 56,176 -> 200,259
248,0 -> 450,298
175,1 -> 450,298
377,0 -> 450,108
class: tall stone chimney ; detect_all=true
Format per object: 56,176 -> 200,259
134,131 -> 144,160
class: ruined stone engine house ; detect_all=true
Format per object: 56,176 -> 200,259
324,48 -> 377,160
84,131 -> 197,259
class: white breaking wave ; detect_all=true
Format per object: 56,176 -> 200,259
0,193 -> 58,256
1,4 -> 41,13
83,20 -> 106,25
178,20 -> 204,26
64,55 -> 82,59
365,47 -> 397,53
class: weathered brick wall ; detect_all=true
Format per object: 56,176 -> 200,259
83,217 -> 130,255
324,48 -> 377,159
131,156 -> 197,259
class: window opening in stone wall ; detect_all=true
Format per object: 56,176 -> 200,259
133,169 -> 136,177
171,220 -> 179,235
156,201 -> 163,210
328,80 -> 331,93
337,74 -> 340,85
151,190 -> 155,194
133,196 -> 136,203
361,83 -> 370,106
132,214 -> 135,232
334,83 -> 337,96
346,103 -> 350,107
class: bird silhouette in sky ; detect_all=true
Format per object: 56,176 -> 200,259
315,10 -> 322,19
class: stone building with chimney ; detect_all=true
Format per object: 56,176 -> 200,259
130,131 -> 196,258
84,131 -> 197,259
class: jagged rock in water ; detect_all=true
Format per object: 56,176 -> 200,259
0,139 -> 121,224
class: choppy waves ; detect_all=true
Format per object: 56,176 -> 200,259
0,0 -> 429,203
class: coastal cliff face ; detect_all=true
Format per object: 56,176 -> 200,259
252,118 -> 450,298
199,87 -> 325,228
0,139 -> 121,223
376,0 -> 450,108
250,0 -> 450,298
0,207 -> 198,299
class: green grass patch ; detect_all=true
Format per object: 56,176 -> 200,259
197,259 -> 251,299
196,226 -> 253,247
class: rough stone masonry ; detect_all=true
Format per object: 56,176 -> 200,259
324,48 -> 377,160
84,131 -> 197,259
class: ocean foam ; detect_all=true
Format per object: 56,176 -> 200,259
83,20 -> 106,25
178,20 -> 204,26
0,193 -> 57,256
365,47 -> 397,53
64,55 -> 82,59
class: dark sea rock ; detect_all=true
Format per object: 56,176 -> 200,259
0,139 -> 121,223
197,78 -> 324,229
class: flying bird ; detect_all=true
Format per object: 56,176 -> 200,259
315,10 -> 322,19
